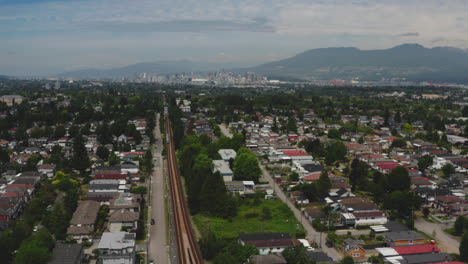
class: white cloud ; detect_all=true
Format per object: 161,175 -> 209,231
0,0 -> 467,74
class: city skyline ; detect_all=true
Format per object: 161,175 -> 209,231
1,0 -> 468,76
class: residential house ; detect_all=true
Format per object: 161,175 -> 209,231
433,195 -> 466,216
218,149 -> 237,161
108,209 -> 139,232
338,197 -> 380,213
0,197 -> 23,229
121,163 -> 139,174
239,233 -> 300,255
67,200 -> 100,243
109,193 -> 141,213
97,232 -> 136,264
306,251 -> 332,263
344,238 -> 366,260
250,254 -> 287,264
213,160 -> 234,182
93,170 -> 128,180
38,164 -> 56,178
48,241 -> 85,264
0,95 -> 24,106
385,231 -> 425,246
88,179 -> 129,193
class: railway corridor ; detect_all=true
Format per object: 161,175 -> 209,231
165,117 -> 203,264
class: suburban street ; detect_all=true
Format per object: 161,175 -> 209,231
220,123 -> 341,261
148,113 -> 169,264
415,217 -> 460,254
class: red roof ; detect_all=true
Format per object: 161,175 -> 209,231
392,244 -> 440,255
304,172 -> 321,181
352,211 -> 386,218
435,195 -> 464,203
282,150 -> 309,157
431,262 -> 465,264
122,152 -> 145,155
374,162 -> 400,166
304,172 -> 335,182
1,192 -> 23,197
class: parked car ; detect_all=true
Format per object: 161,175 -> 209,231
151,219 -> 155,225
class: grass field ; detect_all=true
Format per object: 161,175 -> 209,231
193,198 -> 305,240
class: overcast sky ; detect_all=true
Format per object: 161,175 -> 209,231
1,0 -> 467,76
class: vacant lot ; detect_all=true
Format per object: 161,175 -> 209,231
193,198 -> 305,240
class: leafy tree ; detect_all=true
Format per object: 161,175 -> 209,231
349,159 -> 369,190
290,171 -> 300,182
442,163 -> 455,178
454,216 -> 466,236
214,242 -> 258,264
282,246 -> 312,264
213,253 -> 237,264
316,170 -> 331,198
460,232 -> 468,261
402,123 -> 414,135
52,171 -> 78,192
325,141 -> 346,165
199,229 -> 224,260
71,134 -> 89,173
384,108 -> 390,126
108,152 -> 120,166
96,146 -> 110,161
463,106 -> 468,117
30,127 -> 44,138
287,116 -> 297,133
386,167 -> 410,192
42,201 -> 70,239
199,171 -> 236,218
233,152 -> 262,183
394,111 -> 402,123
418,155 -> 433,171
272,117 -> 279,132
341,256 -> 355,264
422,207 -> 430,218
303,139 -> 323,157
384,191 -> 421,218
0,147 -> 10,163
131,186 -> 148,194
328,128 -> 342,140
391,138 -> 406,148
14,230 -> 54,264
52,125 -> 66,140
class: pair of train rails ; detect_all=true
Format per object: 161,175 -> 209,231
165,117 -> 203,264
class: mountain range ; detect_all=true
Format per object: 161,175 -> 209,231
56,44 -> 468,83
246,44 -> 468,83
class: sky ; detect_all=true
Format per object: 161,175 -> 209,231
1,0 -> 468,76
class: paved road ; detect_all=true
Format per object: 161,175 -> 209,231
148,113 -> 169,264
220,123 -> 233,137
415,217 -> 460,254
261,166 -> 342,261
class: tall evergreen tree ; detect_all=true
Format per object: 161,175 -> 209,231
316,170 -> 331,198
460,232 -> 468,261
71,134 -> 89,173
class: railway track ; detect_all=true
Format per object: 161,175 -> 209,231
165,116 -> 203,264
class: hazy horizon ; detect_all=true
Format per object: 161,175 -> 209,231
1,0 -> 468,76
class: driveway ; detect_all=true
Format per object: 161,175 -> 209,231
415,217 -> 460,254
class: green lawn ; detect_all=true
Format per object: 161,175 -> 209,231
193,199 -> 305,240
